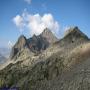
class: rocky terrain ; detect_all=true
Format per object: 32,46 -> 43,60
0,27 -> 90,90
10,28 -> 58,60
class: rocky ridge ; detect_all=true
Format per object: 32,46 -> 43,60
10,28 -> 58,60
0,26 -> 90,90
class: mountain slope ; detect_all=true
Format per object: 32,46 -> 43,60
0,27 -> 90,90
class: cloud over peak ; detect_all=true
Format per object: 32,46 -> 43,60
13,10 -> 60,36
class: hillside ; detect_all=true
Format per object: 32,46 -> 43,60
0,27 -> 90,90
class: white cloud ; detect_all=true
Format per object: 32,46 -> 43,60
13,15 -> 25,32
24,0 -> 32,4
13,10 -> 60,36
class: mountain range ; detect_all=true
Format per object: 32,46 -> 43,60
0,27 -> 90,90
10,28 -> 58,60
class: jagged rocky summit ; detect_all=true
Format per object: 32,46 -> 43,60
10,28 -> 58,59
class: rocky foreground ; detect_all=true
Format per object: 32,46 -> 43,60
0,27 -> 90,90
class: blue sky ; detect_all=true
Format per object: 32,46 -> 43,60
0,0 -> 90,48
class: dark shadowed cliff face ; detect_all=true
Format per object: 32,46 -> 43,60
10,28 -> 58,59
27,34 -> 49,53
10,35 -> 28,59
1,27 -> 90,90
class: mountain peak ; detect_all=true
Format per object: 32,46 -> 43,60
64,26 -> 88,39
42,28 -> 52,34
10,35 -> 28,59
10,28 -> 58,59
18,35 -> 26,41
32,34 -> 37,40
41,28 -> 58,43
16,35 -> 27,48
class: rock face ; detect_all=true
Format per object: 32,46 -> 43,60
27,28 -> 58,53
27,34 -> 49,53
1,26 -> 90,90
55,26 -> 89,48
64,26 -> 88,41
41,28 -> 58,43
10,28 -> 58,59
10,35 -> 28,59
